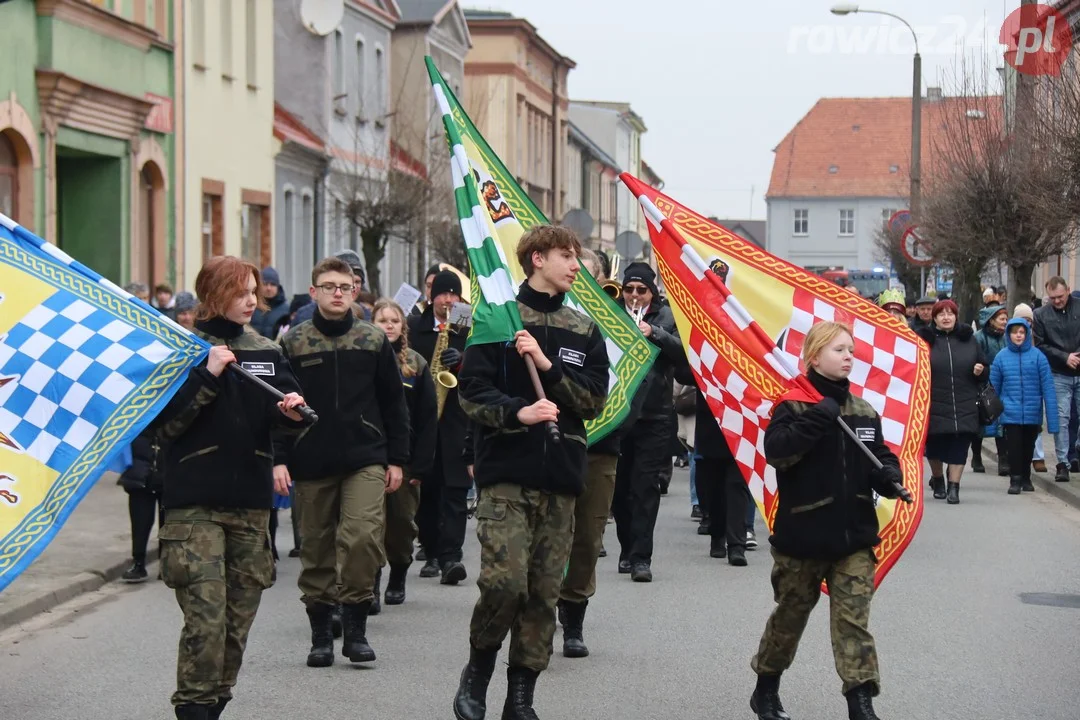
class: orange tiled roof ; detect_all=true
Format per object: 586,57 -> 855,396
273,103 -> 324,154
766,95 -> 1001,199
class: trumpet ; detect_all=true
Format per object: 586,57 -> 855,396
601,280 -> 622,300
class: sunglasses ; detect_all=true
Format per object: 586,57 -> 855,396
623,285 -> 650,295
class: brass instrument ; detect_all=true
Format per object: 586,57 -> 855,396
431,321 -> 458,419
601,254 -> 622,300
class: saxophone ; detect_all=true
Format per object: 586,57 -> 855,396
431,322 -> 458,419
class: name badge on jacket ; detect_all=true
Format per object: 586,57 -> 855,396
855,427 -> 875,442
558,348 -> 586,367
241,361 -> 276,377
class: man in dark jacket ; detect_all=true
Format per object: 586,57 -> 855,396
452,225 -> 609,720
280,256 -> 410,668
251,267 -> 290,339
1032,276 -> 1080,481
909,296 -> 935,332
292,249 -> 371,324
612,262 -> 686,582
407,270 -> 472,584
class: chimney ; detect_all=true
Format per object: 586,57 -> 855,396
926,86 -> 942,103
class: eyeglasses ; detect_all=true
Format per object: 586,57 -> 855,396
623,285 -> 650,295
317,283 -> 355,295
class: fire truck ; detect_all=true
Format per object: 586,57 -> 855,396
808,267 -> 891,299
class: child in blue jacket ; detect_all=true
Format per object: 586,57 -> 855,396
990,318 -> 1059,494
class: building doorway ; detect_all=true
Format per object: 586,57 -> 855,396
0,133 -> 17,220
56,150 -> 123,281
134,161 -> 165,286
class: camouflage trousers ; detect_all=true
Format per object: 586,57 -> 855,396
295,465 -> 386,606
470,483 -> 576,672
560,453 -> 618,603
751,547 -> 880,695
159,506 -> 273,707
383,479 -> 420,567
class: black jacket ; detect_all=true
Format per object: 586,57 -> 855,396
155,318 -> 306,510
620,299 -> 685,420
763,370 -> 901,561
119,429 -> 165,495
280,309 -> 410,480
672,363 -> 732,461
459,282 -> 610,496
1033,296 -> 1080,376
408,306 -> 472,488
396,341 -> 439,479
916,324 -> 986,436
251,287 -> 290,339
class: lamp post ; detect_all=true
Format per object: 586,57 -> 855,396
831,4 -> 923,294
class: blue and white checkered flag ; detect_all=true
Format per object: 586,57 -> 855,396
0,213 -> 209,593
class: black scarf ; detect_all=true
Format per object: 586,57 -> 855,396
807,368 -> 850,404
195,317 -> 244,340
312,307 -> 354,337
517,281 -> 565,313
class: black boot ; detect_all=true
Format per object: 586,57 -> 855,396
305,603 -> 335,668
1008,476 -> 1023,495
331,604 -> 343,639
501,666 -> 540,720
207,698 -> 229,720
845,682 -> 882,720
1057,462 -> 1071,482
369,570 -> 382,615
174,704 -> 211,720
420,557 -> 441,578
442,560 -> 468,585
341,602 -> 376,663
946,481 -> 960,504
1022,477 -> 1035,492
998,461 -> 1010,477
385,564 -> 408,605
710,535 -> 726,559
559,600 -> 589,658
930,476 -> 946,500
750,673 -> 791,720
728,545 -> 748,567
453,646 -> 498,720
122,559 -> 148,583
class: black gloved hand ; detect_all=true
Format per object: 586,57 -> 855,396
872,465 -> 912,503
440,347 -> 464,373
816,396 -> 841,419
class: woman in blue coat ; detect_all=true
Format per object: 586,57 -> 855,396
990,318 -> 1059,494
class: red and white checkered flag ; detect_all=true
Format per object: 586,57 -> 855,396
621,173 -> 930,587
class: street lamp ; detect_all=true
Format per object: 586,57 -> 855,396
830,4 -> 923,292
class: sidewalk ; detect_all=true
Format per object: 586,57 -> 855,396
0,472 -> 147,630
980,436 -> 1080,510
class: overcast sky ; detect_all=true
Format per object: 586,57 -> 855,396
469,0 -> 1013,220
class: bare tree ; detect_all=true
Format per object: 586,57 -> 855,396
921,56 -> 1080,318
873,225 -> 923,303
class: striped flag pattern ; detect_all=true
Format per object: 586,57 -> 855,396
429,66 -> 523,345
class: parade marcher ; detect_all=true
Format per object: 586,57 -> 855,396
916,299 -> 987,504
411,263 -> 442,317
279,256 -> 411,667
154,256 -> 308,720
613,262 -> 685,582
990,318 -> 1058,494
372,298 -> 438,606
557,248 -> 644,659
1032,276 -> 1080,482
291,249 -> 371,324
251,267 -> 290,339
974,305 -> 1009,475
408,270 -> 472,584
453,225 -> 609,720
750,321 -> 906,720
1013,303 -> 1049,472
119,427 -> 165,583
909,295 -> 935,333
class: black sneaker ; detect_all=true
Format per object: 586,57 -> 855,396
746,530 -> 758,550
121,561 -> 148,584
617,558 -> 631,574
441,561 -> 467,585
1056,463 -> 1070,482
691,504 -> 702,520
288,547 -> 300,558
630,562 -> 652,582
419,557 -> 441,578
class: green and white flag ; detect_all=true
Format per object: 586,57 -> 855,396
427,57 -> 657,445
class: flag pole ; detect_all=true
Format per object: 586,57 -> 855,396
523,356 -> 561,443
228,362 -> 319,424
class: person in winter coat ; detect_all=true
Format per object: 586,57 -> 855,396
371,298 -> 438,607
750,321 -> 907,720
250,267 -> 290,339
1013,303 -> 1049,472
118,428 -> 165,583
916,299 -> 987,504
973,305 -> 1009,475
990,318 -> 1059,494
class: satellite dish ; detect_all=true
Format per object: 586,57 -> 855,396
300,0 -> 344,36
615,230 -> 644,262
561,208 -> 594,243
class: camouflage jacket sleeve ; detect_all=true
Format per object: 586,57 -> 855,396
152,365 -> 220,441
539,324 -> 610,420
458,342 -> 529,429
763,398 -> 840,470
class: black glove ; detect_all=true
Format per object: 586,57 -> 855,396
816,396 -> 841,419
872,465 -> 913,503
440,347 -> 464,373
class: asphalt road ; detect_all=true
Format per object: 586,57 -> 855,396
2,467 -> 1079,720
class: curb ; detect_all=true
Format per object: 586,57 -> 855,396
0,549 -> 158,632
980,444 -> 1080,512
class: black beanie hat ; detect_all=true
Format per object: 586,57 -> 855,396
623,261 -> 659,298
430,270 -> 462,299
425,264 -> 442,281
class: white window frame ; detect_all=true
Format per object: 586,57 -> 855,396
793,208 -> 809,236
839,208 -> 855,236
